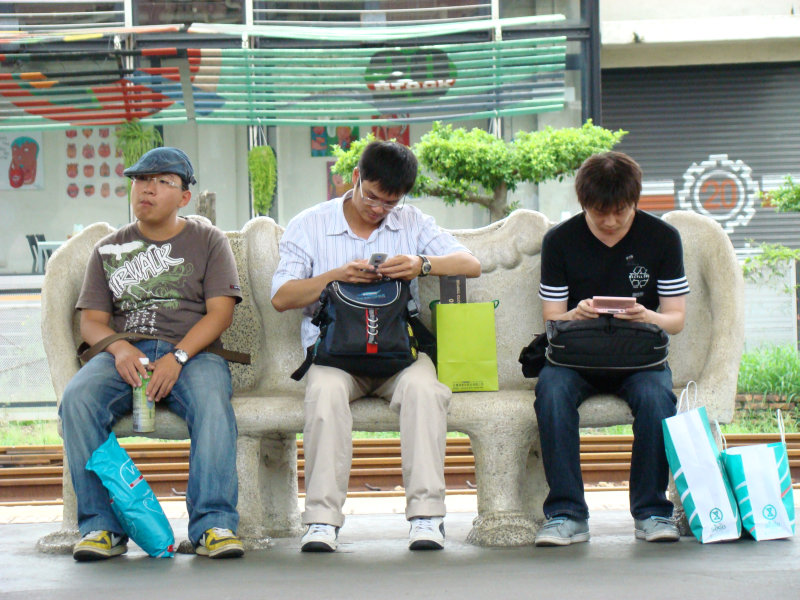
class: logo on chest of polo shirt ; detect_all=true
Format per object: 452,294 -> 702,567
629,265 -> 650,289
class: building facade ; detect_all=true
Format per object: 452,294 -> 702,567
0,0 -> 597,274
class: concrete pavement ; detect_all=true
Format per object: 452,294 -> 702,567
1,493 -> 798,600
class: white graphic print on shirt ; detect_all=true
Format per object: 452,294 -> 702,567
98,240 -> 192,335
628,265 -> 650,289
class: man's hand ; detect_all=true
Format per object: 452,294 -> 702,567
111,342 -> 149,387
272,261 -> 381,311
576,299 -> 649,322
342,259 -> 383,283
146,353 -> 183,402
375,254 -> 422,281
572,299 -> 601,320
611,303 -> 649,323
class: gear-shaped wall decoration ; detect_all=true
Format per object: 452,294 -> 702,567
676,154 -> 758,234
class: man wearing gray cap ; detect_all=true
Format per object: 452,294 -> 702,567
60,147 -> 245,560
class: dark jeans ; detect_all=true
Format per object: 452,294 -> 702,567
534,364 -> 677,521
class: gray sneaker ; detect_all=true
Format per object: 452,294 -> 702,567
634,516 -> 680,542
534,516 -> 590,546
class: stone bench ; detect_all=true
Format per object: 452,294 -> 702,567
36,209 -> 743,552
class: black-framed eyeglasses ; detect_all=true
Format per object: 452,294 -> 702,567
358,178 -> 405,212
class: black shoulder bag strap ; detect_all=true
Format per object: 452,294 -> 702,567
77,332 -> 251,364
290,288 -> 330,381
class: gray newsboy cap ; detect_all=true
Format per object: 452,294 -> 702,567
123,147 -> 197,185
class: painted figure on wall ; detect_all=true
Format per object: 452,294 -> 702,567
9,136 -> 39,188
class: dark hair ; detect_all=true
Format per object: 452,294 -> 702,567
575,151 -> 642,211
357,141 -> 418,196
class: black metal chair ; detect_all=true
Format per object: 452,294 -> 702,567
25,234 -> 39,272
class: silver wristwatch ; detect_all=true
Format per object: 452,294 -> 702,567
418,254 -> 432,277
172,348 -> 189,366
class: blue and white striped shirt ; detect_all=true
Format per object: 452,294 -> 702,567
271,192 -> 471,349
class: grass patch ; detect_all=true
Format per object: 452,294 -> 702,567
0,419 -> 61,446
583,425 -> 633,435
719,410 -> 797,434
737,345 -> 800,399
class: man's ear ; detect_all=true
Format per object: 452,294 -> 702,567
179,190 -> 192,208
351,167 -> 359,187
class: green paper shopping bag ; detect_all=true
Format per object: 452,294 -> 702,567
435,300 -> 499,392
662,382 -> 741,543
722,410 -> 796,541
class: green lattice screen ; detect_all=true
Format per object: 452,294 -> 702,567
0,37 -> 566,130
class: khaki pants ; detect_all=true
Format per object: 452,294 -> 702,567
302,353 -> 451,527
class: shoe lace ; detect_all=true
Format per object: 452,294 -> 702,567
208,527 -> 234,537
84,530 -> 105,539
649,516 -> 675,526
83,530 -> 121,545
412,518 -> 436,535
307,523 -> 332,536
542,517 -> 568,530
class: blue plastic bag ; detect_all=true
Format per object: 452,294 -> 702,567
86,432 -> 175,557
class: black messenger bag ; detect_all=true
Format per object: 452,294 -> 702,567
544,316 -> 669,373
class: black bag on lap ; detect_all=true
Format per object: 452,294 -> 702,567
519,316 -> 669,378
292,279 -> 423,380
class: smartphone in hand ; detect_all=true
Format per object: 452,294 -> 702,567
592,296 -> 636,314
368,253 -> 388,268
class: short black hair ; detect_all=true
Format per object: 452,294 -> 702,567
575,151 -> 642,212
357,141 -> 418,196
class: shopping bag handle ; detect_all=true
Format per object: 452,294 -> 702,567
713,419 -> 727,452
777,409 -> 786,446
676,380 -> 697,413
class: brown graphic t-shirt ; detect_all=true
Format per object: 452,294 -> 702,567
77,218 -> 242,347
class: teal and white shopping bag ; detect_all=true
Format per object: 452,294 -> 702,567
722,410 -> 795,541
662,382 -> 741,543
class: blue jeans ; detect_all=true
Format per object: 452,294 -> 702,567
59,339 -> 239,545
534,364 -> 677,521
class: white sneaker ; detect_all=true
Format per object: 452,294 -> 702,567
409,516 -> 445,550
300,523 -> 339,552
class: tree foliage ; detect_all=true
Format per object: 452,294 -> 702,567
761,175 -> 800,213
332,120 -> 626,222
248,145 -> 277,216
742,176 -> 800,289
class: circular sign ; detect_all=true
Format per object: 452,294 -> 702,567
677,154 -> 757,234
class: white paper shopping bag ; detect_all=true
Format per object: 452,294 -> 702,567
722,411 -> 795,541
662,382 -> 741,543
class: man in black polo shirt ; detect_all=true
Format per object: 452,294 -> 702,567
534,151 -> 690,546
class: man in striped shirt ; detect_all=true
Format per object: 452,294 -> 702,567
533,152 -> 690,547
271,141 -> 481,552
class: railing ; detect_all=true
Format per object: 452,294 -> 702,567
0,1 -> 494,32
252,0 -> 492,27
0,1 -> 127,31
